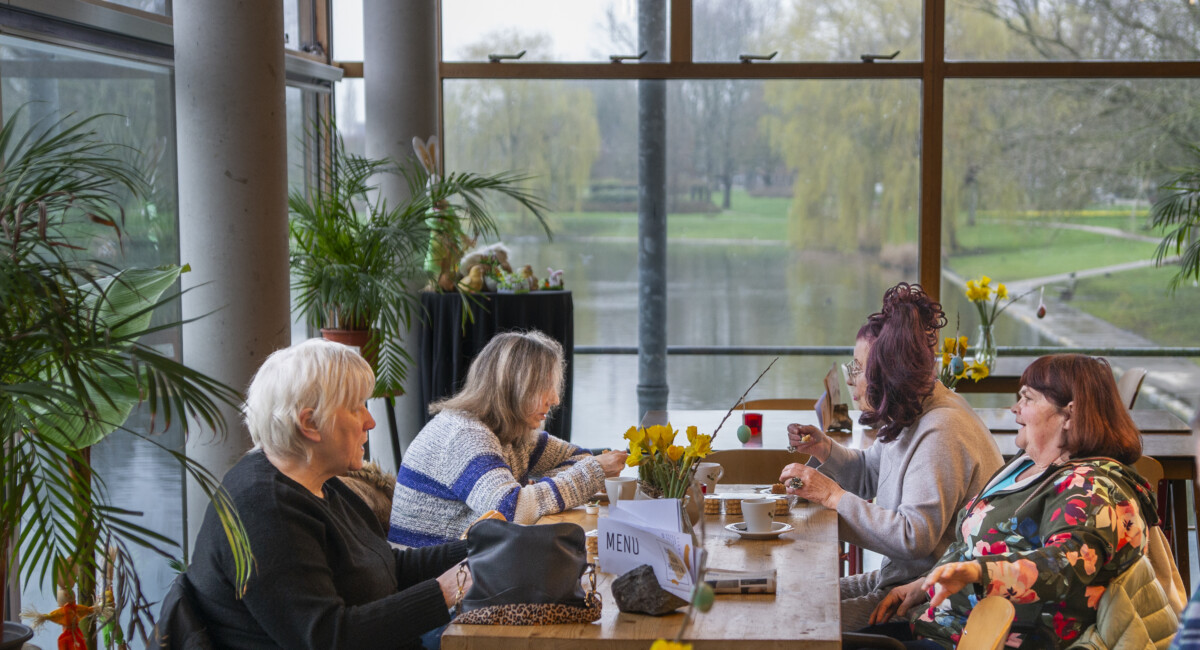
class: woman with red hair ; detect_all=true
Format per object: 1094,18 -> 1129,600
865,354 -> 1157,649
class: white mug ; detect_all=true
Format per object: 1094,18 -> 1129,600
742,498 -> 777,533
695,462 -> 725,493
605,476 -> 637,508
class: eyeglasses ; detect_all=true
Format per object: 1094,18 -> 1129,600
843,358 -> 863,384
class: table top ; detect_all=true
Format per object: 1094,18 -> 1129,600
441,486 -> 841,650
642,407 -> 1195,459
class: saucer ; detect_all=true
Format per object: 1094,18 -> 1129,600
725,521 -> 794,540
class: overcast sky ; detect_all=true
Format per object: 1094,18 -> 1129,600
332,0 -> 639,62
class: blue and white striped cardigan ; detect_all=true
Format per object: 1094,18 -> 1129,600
388,409 -> 605,547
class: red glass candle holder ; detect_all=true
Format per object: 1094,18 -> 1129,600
743,412 -> 763,447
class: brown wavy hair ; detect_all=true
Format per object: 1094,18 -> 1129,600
1019,354 -> 1142,465
431,330 -> 565,445
857,283 -> 947,442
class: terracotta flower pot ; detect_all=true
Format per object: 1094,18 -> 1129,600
320,328 -> 377,367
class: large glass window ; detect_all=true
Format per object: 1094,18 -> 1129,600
0,34 -> 180,647
444,77 -> 920,448
942,79 -> 1200,414
946,0 -> 1200,61
441,0 -> 641,62
694,0 -> 922,62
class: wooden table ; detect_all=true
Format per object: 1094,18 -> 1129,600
643,408 -> 1196,589
441,486 -> 842,649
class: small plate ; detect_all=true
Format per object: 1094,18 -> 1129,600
755,487 -> 804,505
725,521 -> 794,540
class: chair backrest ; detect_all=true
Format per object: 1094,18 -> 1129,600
151,573 -> 214,650
1131,455 -> 1164,493
736,398 -> 817,411
1116,367 -> 1148,410
705,449 -> 800,485
957,595 -> 1015,650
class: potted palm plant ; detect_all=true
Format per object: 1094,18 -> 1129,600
0,109 -> 252,648
288,121 -> 550,397
1150,144 -> 1200,290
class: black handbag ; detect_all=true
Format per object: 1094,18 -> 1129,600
453,518 -> 601,625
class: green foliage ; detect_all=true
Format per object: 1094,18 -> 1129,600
946,220 -> 1158,281
1149,144 -> 1200,291
289,120 -> 551,397
0,107 -> 251,639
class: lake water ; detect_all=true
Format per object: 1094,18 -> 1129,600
18,237 -> 1049,645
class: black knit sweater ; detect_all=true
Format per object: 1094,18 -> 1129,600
189,451 -> 468,649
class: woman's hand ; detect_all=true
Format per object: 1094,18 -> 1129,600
923,561 -> 983,608
437,561 -> 472,609
596,450 -> 629,477
778,464 -> 846,510
786,423 -> 832,463
868,578 -> 929,626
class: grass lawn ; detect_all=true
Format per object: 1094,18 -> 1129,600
1069,265 -> 1200,347
495,189 -> 792,241
946,221 -> 1159,282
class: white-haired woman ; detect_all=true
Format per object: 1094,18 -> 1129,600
188,339 -> 470,650
389,330 -> 627,546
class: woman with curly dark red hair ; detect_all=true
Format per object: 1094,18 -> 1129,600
781,283 -> 1004,631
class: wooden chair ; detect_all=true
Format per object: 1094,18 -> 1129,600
736,397 -> 818,411
1132,455 -> 1170,552
705,449 -> 799,485
957,596 -> 1016,650
1116,367 -> 1148,410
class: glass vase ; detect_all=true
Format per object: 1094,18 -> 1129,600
975,323 -> 998,371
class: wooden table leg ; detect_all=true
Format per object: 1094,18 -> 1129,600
1172,478 -> 1192,595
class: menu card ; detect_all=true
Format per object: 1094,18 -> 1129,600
597,499 -> 705,600
814,363 -> 842,431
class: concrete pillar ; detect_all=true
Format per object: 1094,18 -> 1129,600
174,0 -> 291,549
362,0 -> 439,463
637,0 -> 669,418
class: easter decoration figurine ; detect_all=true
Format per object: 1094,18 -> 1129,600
414,136 -> 474,292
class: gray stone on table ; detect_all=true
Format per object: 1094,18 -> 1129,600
612,564 -> 688,616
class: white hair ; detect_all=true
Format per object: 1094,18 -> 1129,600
242,338 -> 375,459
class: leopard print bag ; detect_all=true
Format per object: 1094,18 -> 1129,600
452,519 -> 602,625
452,565 -> 602,625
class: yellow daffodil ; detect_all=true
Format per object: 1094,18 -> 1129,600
996,283 -> 1008,300
651,641 -> 693,650
980,275 -> 991,287
624,426 -> 646,449
965,359 -> 990,381
686,425 -> 699,444
626,444 -> 644,467
646,424 -> 675,452
685,433 -> 713,459
666,445 -> 684,462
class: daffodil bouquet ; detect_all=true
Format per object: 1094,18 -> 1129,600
965,275 -> 1015,333
964,275 -> 1036,369
938,334 -> 990,390
623,424 -> 714,499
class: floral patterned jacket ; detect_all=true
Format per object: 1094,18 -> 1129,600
913,456 -> 1158,649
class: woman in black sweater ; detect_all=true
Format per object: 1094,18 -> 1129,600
188,339 -> 470,649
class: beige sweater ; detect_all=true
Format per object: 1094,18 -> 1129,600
813,382 -> 1004,588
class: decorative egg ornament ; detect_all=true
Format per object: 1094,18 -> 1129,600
692,582 -> 715,613
736,424 -> 752,443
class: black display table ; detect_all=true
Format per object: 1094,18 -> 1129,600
418,290 -> 574,441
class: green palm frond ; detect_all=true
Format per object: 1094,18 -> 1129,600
1,106 -> 253,635
1150,143 -> 1200,291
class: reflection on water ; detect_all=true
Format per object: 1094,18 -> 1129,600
505,238 -> 1050,448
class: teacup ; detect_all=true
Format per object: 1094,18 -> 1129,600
604,476 -> 637,508
695,462 -> 724,493
742,498 -> 776,533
